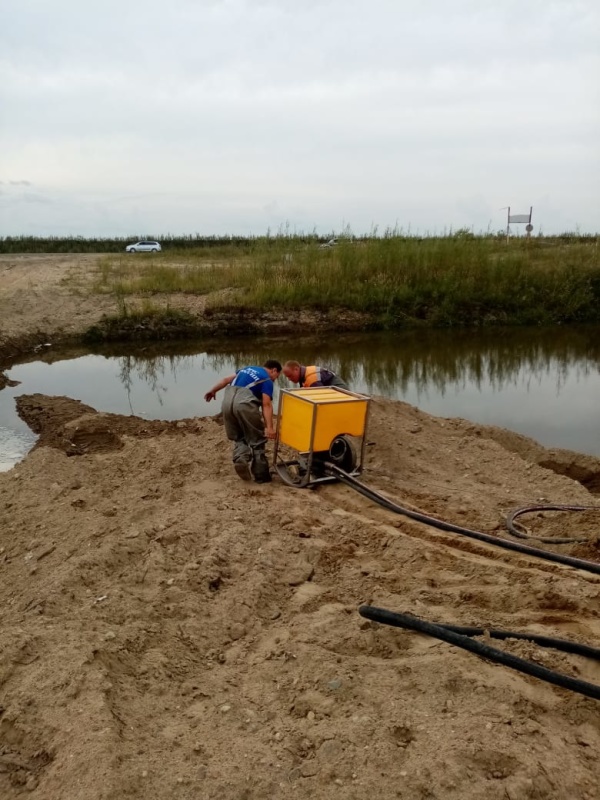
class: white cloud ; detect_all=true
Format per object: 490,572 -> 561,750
0,0 -> 598,235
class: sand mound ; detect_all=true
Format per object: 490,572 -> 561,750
1,395 -> 599,799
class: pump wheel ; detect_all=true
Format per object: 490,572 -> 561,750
328,435 -> 358,473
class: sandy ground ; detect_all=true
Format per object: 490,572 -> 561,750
1,254 -> 600,800
0,254 -> 118,344
0,254 -> 216,359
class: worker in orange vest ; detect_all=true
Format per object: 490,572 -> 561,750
282,361 -> 348,390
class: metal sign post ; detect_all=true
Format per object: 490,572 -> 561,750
506,206 -> 533,242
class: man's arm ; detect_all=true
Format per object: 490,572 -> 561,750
204,374 -> 235,402
261,394 -> 276,439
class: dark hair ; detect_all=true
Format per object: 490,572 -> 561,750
264,359 -> 282,372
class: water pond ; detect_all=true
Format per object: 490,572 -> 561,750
1,325 -> 599,472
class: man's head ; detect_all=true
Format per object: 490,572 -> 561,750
282,360 -> 301,383
264,359 -> 283,380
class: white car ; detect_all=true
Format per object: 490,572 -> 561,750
319,238 -> 338,249
125,240 -> 161,253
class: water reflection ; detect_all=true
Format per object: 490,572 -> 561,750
138,327 -> 597,400
118,354 -> 171,412
1,326 -> 599,469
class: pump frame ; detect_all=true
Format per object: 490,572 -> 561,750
272,386 -> 371,487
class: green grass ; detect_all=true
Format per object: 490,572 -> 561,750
83,304 -> 202,343
90,234 -> 600,328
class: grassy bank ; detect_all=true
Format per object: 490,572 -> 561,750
92,234 -> 600,328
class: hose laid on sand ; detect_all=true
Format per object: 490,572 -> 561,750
359,606 -> 600,701
506,504 -> 598,544
326,464 -> 600,577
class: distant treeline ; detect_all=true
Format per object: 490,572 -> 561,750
0,234 -> 293,254
0,231 -> 598,254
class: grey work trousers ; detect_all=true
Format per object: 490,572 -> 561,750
221,385 -> 267,465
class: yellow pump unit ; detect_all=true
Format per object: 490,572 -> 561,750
273,386 -> 371,487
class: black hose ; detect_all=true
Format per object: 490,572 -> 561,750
506,504 -> 598,544
434,623 -> 600,660
359,605 -> 600,701
326,464 -> 600,577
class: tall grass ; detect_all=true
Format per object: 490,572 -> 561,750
92,234 -> 600,327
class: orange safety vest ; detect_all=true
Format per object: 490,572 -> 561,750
301,365 -> 325,388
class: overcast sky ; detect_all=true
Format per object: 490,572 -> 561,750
1,0 -> 598,237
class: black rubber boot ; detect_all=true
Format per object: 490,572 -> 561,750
251,451 -> 271,483
233,460 -> 252,481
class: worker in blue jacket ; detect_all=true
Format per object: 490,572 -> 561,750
204,360 -> 282,483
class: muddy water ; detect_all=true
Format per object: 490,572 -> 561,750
1,326 -> 599,470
